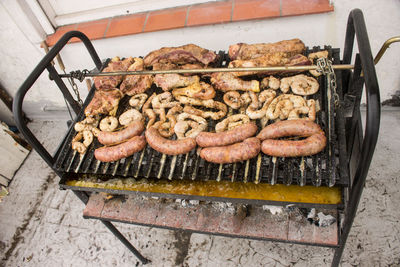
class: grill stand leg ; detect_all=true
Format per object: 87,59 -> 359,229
73,191 -> 151,265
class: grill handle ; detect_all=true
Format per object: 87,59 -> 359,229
333,8 -> 381,266
12,31 -> 102,170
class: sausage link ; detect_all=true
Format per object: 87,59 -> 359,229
261,132 -> 326,157
145,127 -> 196,155
200,137 -> 260,164
257,119 -> 322,141
97,120 -> 145,145
94,135 -> 146,162
196,122 -> 258,147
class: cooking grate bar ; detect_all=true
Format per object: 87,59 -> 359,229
112,160 -> 119,176
299,157 -> 305,186
231,163 -> 237,182
157,154 -> 167,179
134,149 -> 145,178
123,156 -> 133,176
216,164 -> 223,182
66,151 -> 78,173
254,154 -> 262,184
243,160 -> 250,183
74,153 -> 85,173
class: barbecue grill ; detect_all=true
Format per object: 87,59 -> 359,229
13,9 -> 380,267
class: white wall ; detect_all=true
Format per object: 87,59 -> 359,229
0,0 -> 399,121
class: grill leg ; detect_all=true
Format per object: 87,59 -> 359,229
101,220 -> 151,265
73,191 -> 151,265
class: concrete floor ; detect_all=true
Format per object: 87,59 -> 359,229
0,110 -> 399,266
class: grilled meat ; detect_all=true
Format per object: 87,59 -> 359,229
84,89 -> 123,117
120,58 -> 153,96
196,122 -> 257,148
199,137 -> 261,164
94,57 -> 134,91
172,82 -> 216,100
145,126 -> 197,155
144,44 -> 217,67
98,120 -> 145,146
229,38 -> 305,60
258,120 -> 326,157
210,73 -> 260,92
228,52 -> 311,76
154,74 -> 199,91
95,135 -> 146,162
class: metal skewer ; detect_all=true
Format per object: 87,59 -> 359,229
60,64 -> 355,79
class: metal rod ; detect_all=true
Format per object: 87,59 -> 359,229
59,64 -> 355,78
373,36 -> 400,65
101,220 -> 151,264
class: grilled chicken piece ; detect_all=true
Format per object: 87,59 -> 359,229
144,44 -> 217,67
229,39 -> 306,60
94,57 -> 134,91
228,52 -> 311,76
85,89 -> 123,117
120,58 -> 153,96
154,74 -> 200,91
211,73 -> 259,92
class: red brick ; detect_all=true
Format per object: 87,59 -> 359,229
240,207 -> 289,240
281,0 -> 334,17
134,201 -> 158,225
179,208 -> 201,231
144,7 -> 187,32
101,197 -> 124,220
106,13 -> 146,38
73,19 -> 109,43
287,210 -> 338,245
233,0 -> 280,22
83,193 -> 106,218
45,24 -> 78,47
117,196 -> 141,222
196,207 -> 222,233
187,1 -> 232,27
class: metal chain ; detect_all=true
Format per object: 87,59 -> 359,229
67,69 -> 89,107
317,58 -> 340,107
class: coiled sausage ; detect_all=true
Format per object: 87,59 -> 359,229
257,120 -> 326,157
196,122 -> 257,147
94,135 -> 146,162
145,127 -> 196,155
199,137 -> 260,164
97,120 -> 145,145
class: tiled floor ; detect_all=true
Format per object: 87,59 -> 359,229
0,110 -> 399,266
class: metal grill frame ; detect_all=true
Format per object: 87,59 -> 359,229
13,9 -> 380,267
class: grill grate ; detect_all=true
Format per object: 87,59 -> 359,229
55,47 -> 348,187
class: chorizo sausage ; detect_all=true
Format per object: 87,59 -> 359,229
97,120 -> 145,145
261,132 -> 326,157
257,119 -> 326,157
257,119 -> 323,141
145,127 -> 196,155
94,135 -> 146,162
196,122 -> 258,148
199,137 -> 260,164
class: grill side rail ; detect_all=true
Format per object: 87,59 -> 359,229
12,31 -> 102,173
332,8 -> 381,266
